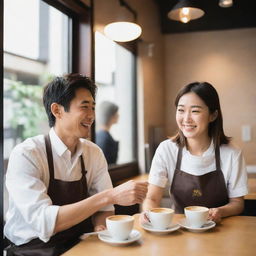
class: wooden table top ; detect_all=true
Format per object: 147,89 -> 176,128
62,214 -> 256,256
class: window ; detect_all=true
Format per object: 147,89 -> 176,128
94,32 -> 137,167
1,0 -> 92,234
4,0 -> 71,159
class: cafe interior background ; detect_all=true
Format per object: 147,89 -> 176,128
1,0 -> 256,241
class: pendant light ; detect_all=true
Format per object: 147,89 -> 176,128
104,0 -> 142,42
219,0 -> 233,8
168,0 -> 205,24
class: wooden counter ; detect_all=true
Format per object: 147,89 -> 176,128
62,214 -> 256,256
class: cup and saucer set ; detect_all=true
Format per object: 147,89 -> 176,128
98,215 -> 141,246
178,206 -> 216,233
140,208 -> 180,234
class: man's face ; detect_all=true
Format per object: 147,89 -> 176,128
57,88 -> 95,140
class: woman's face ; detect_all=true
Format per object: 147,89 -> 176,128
176,92 -> 216,141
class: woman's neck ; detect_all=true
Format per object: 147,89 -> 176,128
186,137 -> 211,156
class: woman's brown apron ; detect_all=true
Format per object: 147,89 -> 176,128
6,134 -> 93,256
170,146 -> 229,213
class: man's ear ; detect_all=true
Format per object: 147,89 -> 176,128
51,103 -> 62,119
210,110 -> 218,122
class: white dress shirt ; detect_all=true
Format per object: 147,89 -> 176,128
149,139 -> 248,198
4,128 -> 114,245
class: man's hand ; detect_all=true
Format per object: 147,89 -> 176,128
111,180 -> 148,206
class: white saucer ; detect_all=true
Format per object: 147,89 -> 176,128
98,229 -> 141,246
141,222 -> 180,234
178,218 -> 216,232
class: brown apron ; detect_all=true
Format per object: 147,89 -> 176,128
170,146 -> 229,213
6,134 -> 93,256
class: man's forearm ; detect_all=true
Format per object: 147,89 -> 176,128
54,189 -> 113,233
93,211 -> 114,229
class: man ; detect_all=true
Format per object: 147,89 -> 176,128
4,73 -> 148,255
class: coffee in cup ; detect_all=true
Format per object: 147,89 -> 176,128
184,206 -> 209,228
148,208 -> 174,230
106,215 -> 134,240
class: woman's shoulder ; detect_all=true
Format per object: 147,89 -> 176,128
220,141 -> 243,158
157,138 -> 179,154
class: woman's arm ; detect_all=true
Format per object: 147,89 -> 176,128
209,196 -> 244,223
142,184 -> 165,211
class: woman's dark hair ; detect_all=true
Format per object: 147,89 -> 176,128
172,82 -> 230,148
43,73 -> 97,127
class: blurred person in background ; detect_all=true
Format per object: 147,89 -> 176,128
96,101 -> 119,165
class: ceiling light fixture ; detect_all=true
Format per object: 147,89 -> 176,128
167,0 -> 205,24
104,0 -> 142,42
219,0 -> 233,8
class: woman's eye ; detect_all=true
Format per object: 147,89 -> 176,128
192,110 -> 200,113
177,109 -> 184,112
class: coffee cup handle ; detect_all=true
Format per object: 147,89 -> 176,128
144,211 -> 151,223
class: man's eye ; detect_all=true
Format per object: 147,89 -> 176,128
192,110 -> 200,113
177,109 -> 184,112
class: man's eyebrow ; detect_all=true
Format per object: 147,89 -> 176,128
81,100 -> 96,105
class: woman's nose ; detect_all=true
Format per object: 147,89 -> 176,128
184,111 -> 192,121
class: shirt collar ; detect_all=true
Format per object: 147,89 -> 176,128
184,139 -> 214,157
49,128 -> 84,158
49,128 -> 68,156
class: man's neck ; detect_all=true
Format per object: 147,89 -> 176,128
53,127 -> 78,156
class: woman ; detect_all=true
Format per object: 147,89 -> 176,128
142,82 -> 248,223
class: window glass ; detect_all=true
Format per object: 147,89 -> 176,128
3,0 -> 71,159
95,32 -> 136,165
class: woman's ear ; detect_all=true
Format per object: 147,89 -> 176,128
51,103 -> 62,119
210,110 -> 218,122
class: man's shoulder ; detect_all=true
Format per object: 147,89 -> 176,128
12,134 -> 45,155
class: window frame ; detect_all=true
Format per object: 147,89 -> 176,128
1,0 -> 93,250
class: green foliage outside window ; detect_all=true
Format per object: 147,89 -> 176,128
4,79 -> 48,140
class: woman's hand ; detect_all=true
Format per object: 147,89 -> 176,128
208,208 -> 222,223
139,211 -> 150,226
94,224 -> 106,232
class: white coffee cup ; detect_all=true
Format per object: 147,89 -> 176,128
184,206 -> 209,228
106,215 -> 134,241
148,208 -> 174,230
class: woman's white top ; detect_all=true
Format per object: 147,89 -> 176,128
4,128 -> 114,245
149,139 -> 248,198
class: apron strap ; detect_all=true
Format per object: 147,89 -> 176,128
175,147 -> 182,170
80,155 -> 87,176
44,134 -> 54,180
215,146 -> 221,171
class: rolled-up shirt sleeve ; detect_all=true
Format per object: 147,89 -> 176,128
5,145 -> 59,243
87,148 -> 114,212
227,150 -> 248,198
148,144 -> 169,188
